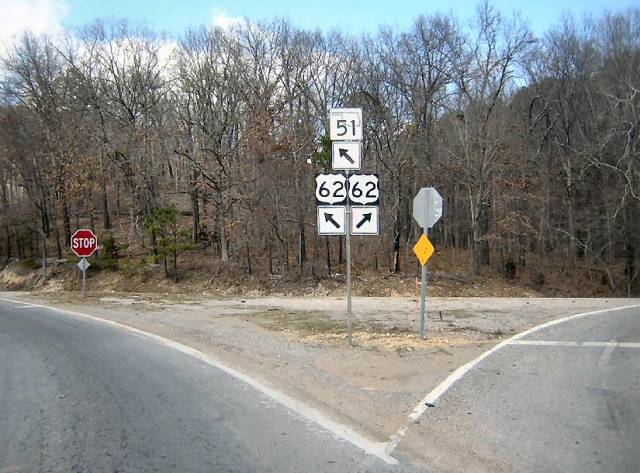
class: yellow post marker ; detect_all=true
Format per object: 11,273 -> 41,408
413,233 -> 435,339
413,234 -> 434,266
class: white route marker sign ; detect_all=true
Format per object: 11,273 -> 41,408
330,108 -> 363,141
351,206 -> 379,235
332,142 -> 361,170
316,173 -> 348,205
348,173 -> 379,205
317,206 -> 346,235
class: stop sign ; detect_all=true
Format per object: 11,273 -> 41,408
71,229 -> 98,257
412,187 -> 443,230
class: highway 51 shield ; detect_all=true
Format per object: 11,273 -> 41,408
329,108 -> 363,141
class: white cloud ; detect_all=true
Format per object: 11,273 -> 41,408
211,9 -> 242,29
0,0 -> 69,56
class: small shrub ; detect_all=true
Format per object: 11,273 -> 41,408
531,271 -> 545,289
504,259 -> 516,280
20,258 -> 41,270
101,235 -> 120,259
92,257 -> 118,271
119,257 -> 132,276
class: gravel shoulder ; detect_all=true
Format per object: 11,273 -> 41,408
4,291 -> 637,467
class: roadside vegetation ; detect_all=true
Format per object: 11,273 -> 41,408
0,3 -> 638,296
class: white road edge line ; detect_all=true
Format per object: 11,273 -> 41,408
0,297 -> 398,466
385,303 -> 640,455
509,340 -> 640,348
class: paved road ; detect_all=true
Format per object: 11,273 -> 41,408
0,300 -> 423,473
404,306 -> 640,473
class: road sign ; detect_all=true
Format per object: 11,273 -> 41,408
316,173 -> 347,205
330,108 -> 363,141
77,258 -> 91,272
332,142 -> 361,170
351,206 -> 379,235
413,234 -> 435,266
348,173 -> 379,205
412,187 -> 443,229
317,206 -> 346,235
71,229 -> 98,257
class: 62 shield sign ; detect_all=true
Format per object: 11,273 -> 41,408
315,173 -> 347,205
348,174 -> 379,205
316,173 -> 379,205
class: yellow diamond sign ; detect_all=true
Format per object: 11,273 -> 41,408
413,234 -> 435,266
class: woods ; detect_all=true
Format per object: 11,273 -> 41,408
1,3 -> 639,296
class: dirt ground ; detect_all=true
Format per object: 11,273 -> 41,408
4,290 -> 637,467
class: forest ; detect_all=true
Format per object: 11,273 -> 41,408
0,3 -> 639,296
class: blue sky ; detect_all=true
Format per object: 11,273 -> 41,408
1,0 -> 638,50
58,0 -> 638,36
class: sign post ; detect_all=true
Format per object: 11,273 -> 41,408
320,108 -> 380,346
412,188 -> 443,339
331,107 -> 362,347
71,229 -> 98,297
345,176 -> 352,346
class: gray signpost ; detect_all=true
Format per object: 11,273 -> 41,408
319,108 -> 380,346
71,229 -> 98,297
77,258 -> 91,297
412,187 -> 443,339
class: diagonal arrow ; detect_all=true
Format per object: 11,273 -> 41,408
324,212 -> 341,229
339,148 -> 355,164
356,213 -> 372,229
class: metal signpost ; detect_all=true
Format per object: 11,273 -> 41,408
318,108 -> 379,346
71,229 -> 98,297
412,188 -> 443,339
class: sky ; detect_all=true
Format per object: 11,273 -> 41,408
1,0 -> 639,48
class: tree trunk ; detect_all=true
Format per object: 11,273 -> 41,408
191,183 -> 199,243
325,238 -> 331,274
62,193 -> 71,246
173,248 -> 178,283
102,185 -> 111,230
220,218 -> 229,263
298,221 -> 306,271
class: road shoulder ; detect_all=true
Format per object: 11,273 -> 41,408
3,292 -> 637,467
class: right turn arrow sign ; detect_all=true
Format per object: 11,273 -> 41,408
350,206 -> 379,235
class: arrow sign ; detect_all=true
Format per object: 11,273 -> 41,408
331,142 -> 361,170
355,212 -> 372,229
317,206 -> 346,235
350,206 -> 379,235
339,148 -> 355,164
325,212 -> 341,229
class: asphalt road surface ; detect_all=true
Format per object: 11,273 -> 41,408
406,305 -> 640,473
0,300 -> 424,473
